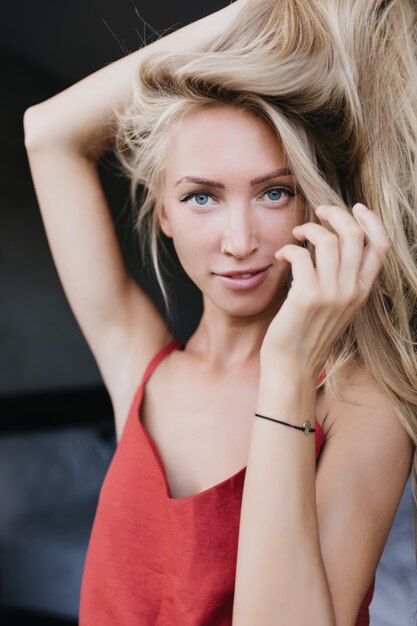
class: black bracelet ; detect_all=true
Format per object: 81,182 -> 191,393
255,412 -> 315,435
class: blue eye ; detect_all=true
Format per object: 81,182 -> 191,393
267,189 -> 283,201
263,187 -> 293,202
180,192 -> 215,207
194,193 -> 210,205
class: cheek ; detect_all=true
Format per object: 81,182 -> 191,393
172,237 -> 199,265
262,211 -> 302,249
169,223 -> 209,275
170,214 -> 218,254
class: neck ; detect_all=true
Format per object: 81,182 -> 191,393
185,296 -> 284,370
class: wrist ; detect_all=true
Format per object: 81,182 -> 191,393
257,368 -> 317,423
259,353 -> 317,386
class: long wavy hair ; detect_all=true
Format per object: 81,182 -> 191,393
115,0 -> 417,564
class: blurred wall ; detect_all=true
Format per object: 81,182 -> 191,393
0,7 -> 207,395
0,49 -> 102,394
0,0 -> 227,396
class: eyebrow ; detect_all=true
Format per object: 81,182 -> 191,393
174,168 -> 293,188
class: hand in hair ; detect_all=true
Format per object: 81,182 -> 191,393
260,202 -> 392,380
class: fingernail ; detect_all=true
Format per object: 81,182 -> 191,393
353,203 -> 368,212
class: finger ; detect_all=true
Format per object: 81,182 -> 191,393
351,204 -> 392,288
292,222 -> 340,292
275,244 -> 317,291
314,204 -> 365,293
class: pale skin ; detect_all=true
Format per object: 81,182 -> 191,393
23,0 -> 414,624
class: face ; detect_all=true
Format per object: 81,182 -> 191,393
159,105 -> 305,319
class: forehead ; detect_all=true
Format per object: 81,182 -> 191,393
165,105 -> 287,182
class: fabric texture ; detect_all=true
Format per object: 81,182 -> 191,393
79,339 -> 374,625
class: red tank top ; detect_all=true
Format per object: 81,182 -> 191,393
79,339 -> 374,625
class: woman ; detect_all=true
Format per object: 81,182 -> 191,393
24,0 -> 416,624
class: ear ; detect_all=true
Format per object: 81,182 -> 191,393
157,204 -> 173,238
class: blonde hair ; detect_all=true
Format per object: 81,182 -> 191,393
115,0 -> 417,563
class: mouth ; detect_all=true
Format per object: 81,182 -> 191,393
215,265 -> 271,278
213,265 -> 271,290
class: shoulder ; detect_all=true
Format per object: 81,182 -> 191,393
314,361 -> 414,623
320,361 -> 414,461
112,333 -> 178,441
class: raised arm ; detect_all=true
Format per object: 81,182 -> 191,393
232,205 -> 412,624
23,1 -> 247,438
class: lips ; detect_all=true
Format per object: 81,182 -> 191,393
214,266 -> 271,291
215,265 -> 271,278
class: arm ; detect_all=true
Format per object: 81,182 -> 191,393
24,0 -> 248,156
232,369 -> 335,626
23,1 -> 247,436
231,203 -> 407,624
232,362 -> 413,626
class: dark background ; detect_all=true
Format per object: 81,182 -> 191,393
0,2 -> 227,623
0,0 -> 229,399
0,1 -> 416,624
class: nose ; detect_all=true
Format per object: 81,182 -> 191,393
221,204 -> 259,259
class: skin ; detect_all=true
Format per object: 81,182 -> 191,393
26,42 -> 413,626
158,103 -> 391,378
25,2 -> 410,619
159,104 -> 306,369
154,104 -> 397,623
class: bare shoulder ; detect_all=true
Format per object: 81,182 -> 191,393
320,361 -> 414,459
314,362 -> 414,623
107,294 -> 176,441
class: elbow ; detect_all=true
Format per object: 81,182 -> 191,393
23,102 -> 58,152
23,104 -> 45,151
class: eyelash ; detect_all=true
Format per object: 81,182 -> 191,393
179,186 -> 295,207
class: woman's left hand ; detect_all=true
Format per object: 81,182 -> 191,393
260,203 -> 392,379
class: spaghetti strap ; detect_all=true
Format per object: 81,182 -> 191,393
124,338 -> 184,439
80,338 -> 360,626
141,338 -> 183,388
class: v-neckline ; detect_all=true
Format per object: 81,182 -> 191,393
136,339 -> 324,504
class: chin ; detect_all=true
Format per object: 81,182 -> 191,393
209,291 -> 281,319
